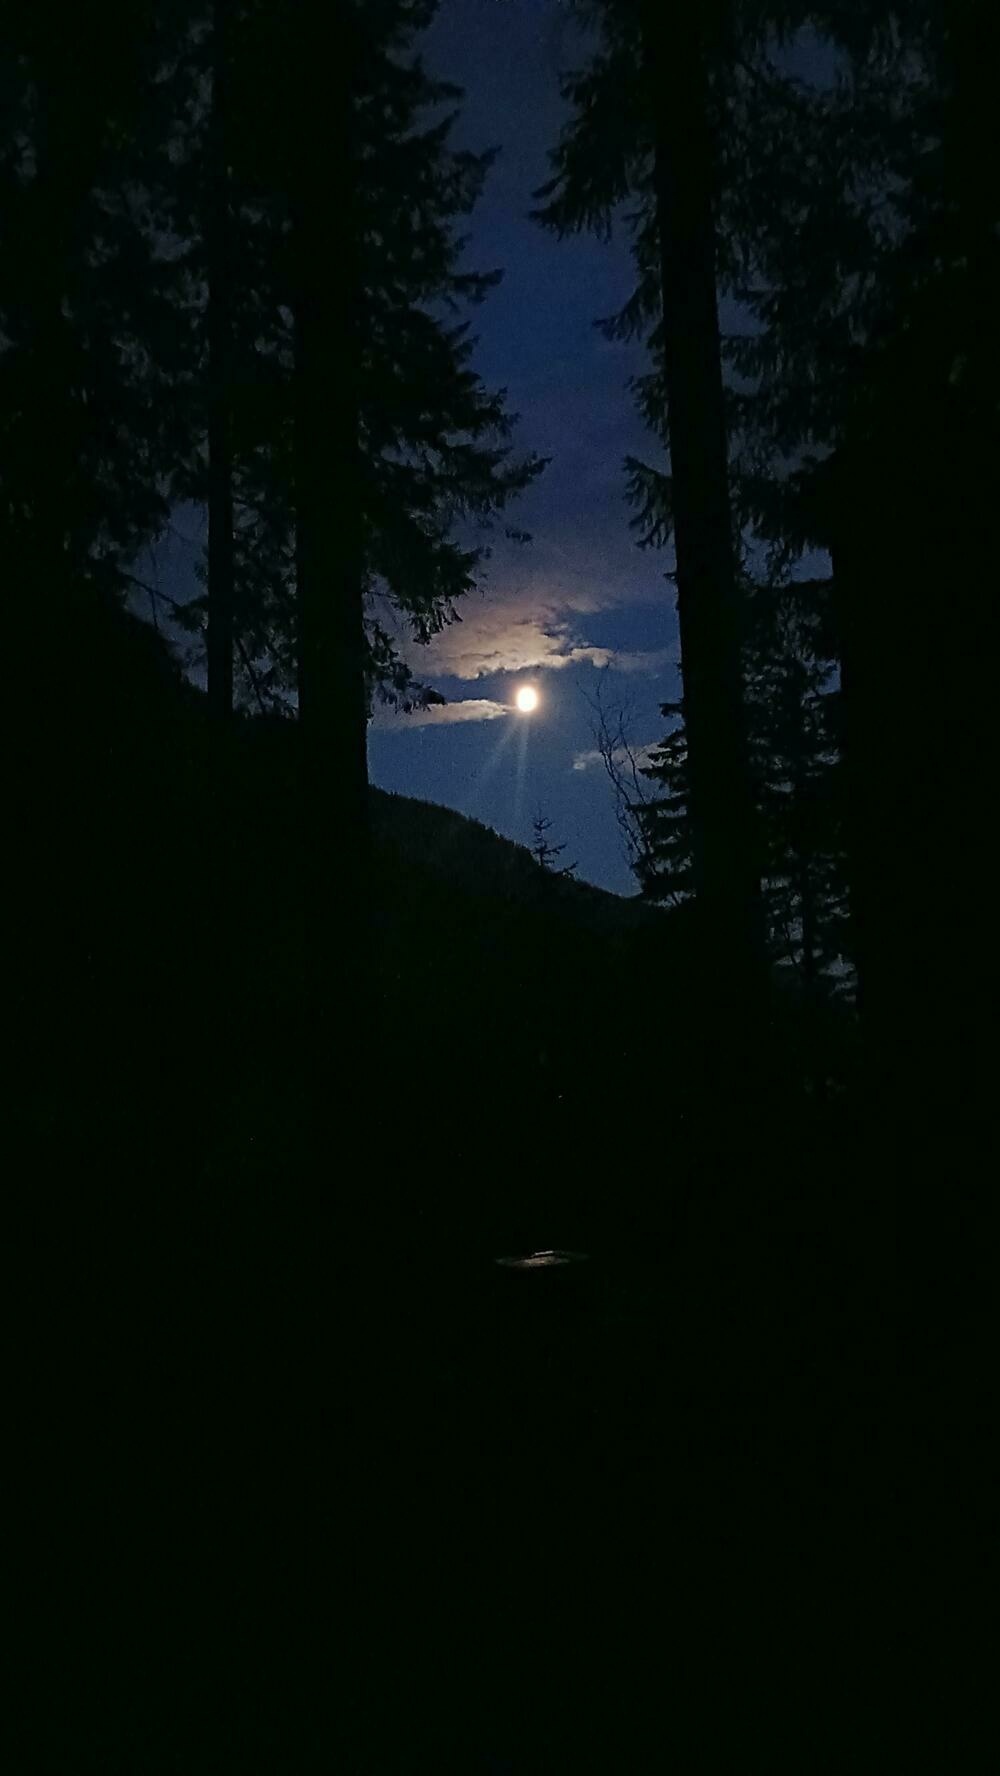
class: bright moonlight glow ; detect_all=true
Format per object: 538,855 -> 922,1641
516,685 -> 539,713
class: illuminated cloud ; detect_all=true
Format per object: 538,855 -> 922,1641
372,697 -> 510,729
427,613 -> 613,679
372,524 -> 680,691
610,649 -> 677,675
416,580 -> 676,683
571,742 -> 660,773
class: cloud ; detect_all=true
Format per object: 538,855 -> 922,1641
370,517 -> 679,692
427,610 -> 614,679
608,648 -> 677,675
572,742 -> 660,773
372,697 -> 510,730
571,748 -> 607,773
417,578 -> 676,683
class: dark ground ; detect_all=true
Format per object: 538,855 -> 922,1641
10,1213 -> 889,1771
9,1078 -> 891,1772
8,596 -> 895,1771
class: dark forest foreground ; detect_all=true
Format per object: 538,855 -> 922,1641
4,598 -> 908,1772
5,3 -> 995,1764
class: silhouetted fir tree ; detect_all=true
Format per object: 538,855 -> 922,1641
535,1 -> 765,1015
102,1 -> 546,1228
122,0 -> 288,715
280,3 -> 371,1178
2,9 -> 209,1164
1,7 -> 180,618
631,705 -> 693,905
636,577 -> 849,993
143,4 -> 302,719
532,5 -> 866,1014
156,0 -> 543,729
531,809 -> 577,877
744,578 -> 848,991
204,0 -> 236,720
144,2 -> 545,1120
827,10 -> 997,1216
536,5 -> 995,1120
710,2 -> 997,1136
531,2 -> 914,979
650,0 -> 999,1353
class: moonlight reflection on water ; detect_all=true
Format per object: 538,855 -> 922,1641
495,1250 -> 588,1270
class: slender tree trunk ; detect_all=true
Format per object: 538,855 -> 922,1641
293,292 -> 369,843
292,12 -> 369,837
278,22 -> 375,1741
640,4 -> 763,1000
834,3 -> 995,1101
797,855 -> 817,986
206,0 -> 235,721
289,6 -> 370,1143
28,63 -> 85,603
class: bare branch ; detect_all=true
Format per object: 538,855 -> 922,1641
120,569 -> 198,621
123,570 -> 270,718
235,635 -> 268,717
581,667 -> 657,884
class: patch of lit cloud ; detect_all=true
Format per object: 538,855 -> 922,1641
416,579 -> 676,683
427,608 -> 613,679
371,518 -> 679,690
372,697 -> 511,730
571,742 -> 660,773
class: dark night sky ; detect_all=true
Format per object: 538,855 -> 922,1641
146,0 -> 828,896
369,0 -> 675,896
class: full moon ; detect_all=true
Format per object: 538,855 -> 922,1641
516,685 -> 538,713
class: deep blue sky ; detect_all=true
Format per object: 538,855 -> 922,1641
368,0 -> 676,895
145,0 -> 828,895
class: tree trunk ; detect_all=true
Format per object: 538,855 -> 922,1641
640,4 -> 763,1004
798,866 -> 817,986
292,14 -> 368,792
206,0 -> 235,721
27,59 -> 89,596
290,4 -> 370,1069
832,2 -> 995,1117
275,96 -> 374,1621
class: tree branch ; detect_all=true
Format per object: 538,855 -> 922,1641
581,668 -> 659,889
234,634 -> 268,717
123,570 -> 268,717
